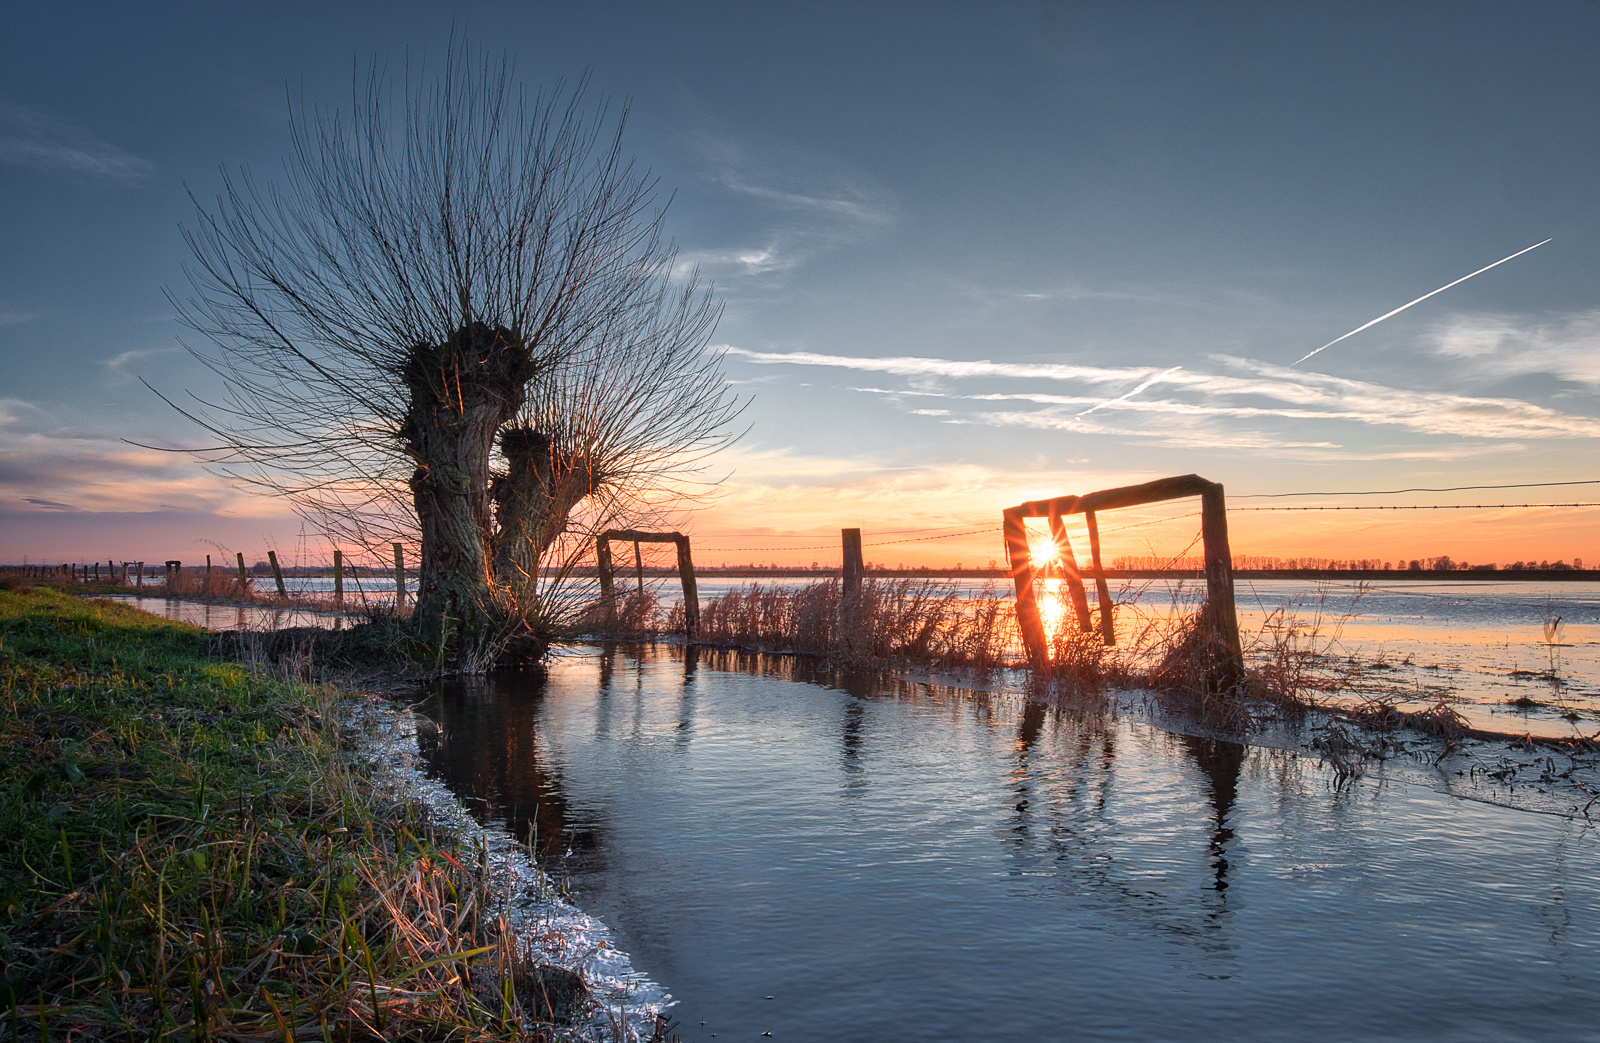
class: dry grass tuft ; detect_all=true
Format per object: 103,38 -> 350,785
1342,694 -> 1471,740
676,578 -> 1015,671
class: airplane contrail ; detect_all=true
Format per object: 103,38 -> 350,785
1076,366 -> 1183,417
1292,238 -> 1552,367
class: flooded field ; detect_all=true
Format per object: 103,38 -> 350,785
97,595 -> 351,631
415,643 -> 1600,1043
102,576 -> 1600,739
1209,578 -> 1600,739
662,575 -> 1600,739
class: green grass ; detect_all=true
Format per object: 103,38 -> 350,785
0,586 -> 575,1040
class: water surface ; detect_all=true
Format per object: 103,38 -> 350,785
417,643 -> 1600,1043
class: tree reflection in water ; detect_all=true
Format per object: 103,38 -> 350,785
419,642 -> 1257,956
402,641 -> 1597,1043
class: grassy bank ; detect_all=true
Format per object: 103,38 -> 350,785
0,586 -> 583,1040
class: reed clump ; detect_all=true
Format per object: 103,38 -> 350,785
0,587 -> 589,1040
613,577 -> 1485,748
165,568 -> 255,601
680,578 -> 1015,670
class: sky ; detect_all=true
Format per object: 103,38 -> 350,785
5,1 -> 1600,570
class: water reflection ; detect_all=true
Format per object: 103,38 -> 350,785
96,594 -> 348,631
412,642 -> 1600,1043
419,673 -> 592,864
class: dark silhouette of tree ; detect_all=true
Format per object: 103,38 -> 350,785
168,45 -> 739,666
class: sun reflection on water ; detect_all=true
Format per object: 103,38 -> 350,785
1037,577 -> 1068,634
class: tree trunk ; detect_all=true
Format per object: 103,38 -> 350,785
490,425 -> 599,587
400,323 -> 534,662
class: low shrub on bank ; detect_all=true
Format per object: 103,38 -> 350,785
0,589 -> 581,1040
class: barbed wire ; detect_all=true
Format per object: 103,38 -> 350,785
1238,502 -> 1600,511
865,527 -> 994,547
1235,478 -> 1600,498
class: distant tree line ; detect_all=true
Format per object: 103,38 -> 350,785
1112,555 -> 1586,571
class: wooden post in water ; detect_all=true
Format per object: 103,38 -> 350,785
841,528 -> 864,595
205,554 -> 211,576
332,549 -> 343,609
596,530 -> 701,636
1001,509 -> 1046,666
267,551 -> 288,599
1083,510 -> 1116,646
633,541 -> 645,594
392,543 -> 406,613
1002,474 -> 1241,684
1198,484 -> 1244,689
235,552 -> 249,591
596,537 -> 616,603
1046,499 -> 1093,633
675,534 -> 700,636
135,562 -> 143,591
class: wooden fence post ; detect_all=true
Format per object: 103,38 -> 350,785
1083,510 -> 1116,646
1045,500 -> 1093,633
267,551 -> 288,599
333,549 -> 343,608
1199,484 -> 1244,687
135,562 -> 144,591
235,552 -> 249,593
633,540 -> 645,594
392,543 -> 406,613
1002,510 -> 1047,664
675,535 -> 700,636
596,537 -> 615,602
842,528 -> 864,594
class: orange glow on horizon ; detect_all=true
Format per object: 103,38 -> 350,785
7,454 -> 1599,568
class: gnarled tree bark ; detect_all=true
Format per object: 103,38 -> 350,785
490,425 -> 601,586
399,322 -> 536,654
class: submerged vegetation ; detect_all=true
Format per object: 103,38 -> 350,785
0,585 -> 610,1040
598,577 -> 1600,755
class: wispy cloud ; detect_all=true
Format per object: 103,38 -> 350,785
717,171 -> 893,227
0,304 -> 35,326
1426,309 -> 1600,387
0,103 -> 153,182
724,346 -> 1141,384
681,135 -> 895,281
0,397 -> 282,515
104,345 -> 183,372
674,243 -> 796,277
727,345 -> 1600,447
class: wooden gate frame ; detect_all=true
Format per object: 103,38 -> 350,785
1002,474 -> 1242,682
596,530 -> 700,635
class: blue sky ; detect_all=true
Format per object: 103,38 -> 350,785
4,2 -> 1600,566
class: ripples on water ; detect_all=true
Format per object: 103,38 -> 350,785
416,643 -> 1600,1043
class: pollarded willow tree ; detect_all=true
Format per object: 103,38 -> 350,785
168,47 -> 740,667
